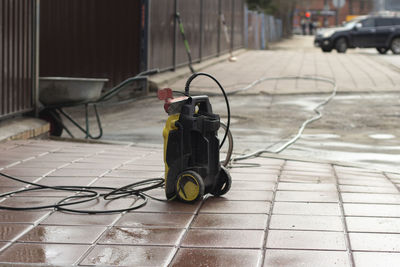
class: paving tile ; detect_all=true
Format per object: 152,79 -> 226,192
0,175 -> 38,187
0,197 -> 62,210
17,161 -> 68,168
353,252 -> 400,267
341,193 -> 400,204
273,202 -> 341,216
192,214 -> 268,229
338,178 -> 394,187
237,158 -> 284,166
0,186 -> 25,195
200,199 -> 270,214
264,249 -> 351,267
275,191 -> 339,202
349,233 -> 400,252
116,213 -> 192,228
266,230 -> 346,250
278,182 -> 337,191
339,185 -> 398,193
0,243 -> 89,265
137,200 -> 200,213
346,217 -> 400,233
172,248 -> 261,267
118,163 -> 164,171
230,172 -> 278,182
99,227 -> 183,246
229,167 -> 279,174
80,245 -> 173,266
0,223 -> 31,241
103,170 -> 163,179
182,229 -> 264,248
90,177 -> 154,187
0,242 -> 10,251
62,195 -> 142,213
35,176 -> 96,186
230,181 -> 275,191
18,225 -> 106,244
270,215 -> 343,231
279,175 -> 335,184
0,210 -> 49,224
66,162 -> 121,170
343,203 -> 400,217
2,167 -> 55,177
41,212 -> 119,226
215,190 -> 274,201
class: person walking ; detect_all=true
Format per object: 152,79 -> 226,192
301,18 -> 306,35
308,20 -> 314,35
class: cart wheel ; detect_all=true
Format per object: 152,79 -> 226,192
175,171 -> 204,203
212,166 -> 232,197
39,109 -> 63,137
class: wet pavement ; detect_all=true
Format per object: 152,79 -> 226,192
57,36 -> 400,173
0,140 -> 399,266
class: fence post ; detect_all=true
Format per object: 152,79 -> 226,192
140,0 -> 149,73
231,0 -> 234,51
199,0 -> 203,62
173,0 -> 178,70
217,0 -> 221,56
34,0 -> 40,117
244,4 -> 248,48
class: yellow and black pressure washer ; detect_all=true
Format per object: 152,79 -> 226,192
158,86 -> 231,203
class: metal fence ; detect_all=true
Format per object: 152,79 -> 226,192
0,0 -> 37,120
245,8 -> 283,50
148,0 -> 245,71
39,0 -> 142,88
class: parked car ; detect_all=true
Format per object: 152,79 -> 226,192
314,15 -> 400,54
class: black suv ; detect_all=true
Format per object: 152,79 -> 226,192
314,15 -> 400,54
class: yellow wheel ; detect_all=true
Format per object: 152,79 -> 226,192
175,171 -> 204,203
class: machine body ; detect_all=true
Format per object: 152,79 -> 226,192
159,89 -> 231,203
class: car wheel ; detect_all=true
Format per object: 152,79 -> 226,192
376,47 -> 389,54
390,37 -> 400,54
321,47 -> 332,53
335,38 -> 347,53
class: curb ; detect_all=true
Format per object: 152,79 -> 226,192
149,49 -> 247,90
0,118 -> 49,143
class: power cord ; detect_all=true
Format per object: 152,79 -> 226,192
0,171 -> 164,213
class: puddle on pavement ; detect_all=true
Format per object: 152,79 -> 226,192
284,138 -> 400,172
368,134 -> 396,140
301,134 -> 341,140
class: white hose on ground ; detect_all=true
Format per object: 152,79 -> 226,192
229,75 -> 337,162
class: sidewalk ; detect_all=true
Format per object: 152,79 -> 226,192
0,139 -> 399,266
153,36 -> 400,95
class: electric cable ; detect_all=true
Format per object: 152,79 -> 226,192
0,171 -> 164,213
184,72 -> 231,149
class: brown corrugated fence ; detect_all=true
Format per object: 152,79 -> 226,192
0,0 -> 36,120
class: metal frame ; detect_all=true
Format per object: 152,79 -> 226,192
42,72 -> 155,139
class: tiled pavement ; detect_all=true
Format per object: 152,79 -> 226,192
0,140 -> 399,266
163,36 -> 400,95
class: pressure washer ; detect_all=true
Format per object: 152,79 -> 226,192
158,73 -> 232,203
